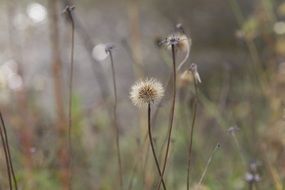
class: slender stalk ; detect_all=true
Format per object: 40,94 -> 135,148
0,112 -> 12,190
198,143 -> 220,185
231,132 -> 246,167
65,4 -> 75,189
158,44 -> 176,189
147,103 -> 166,190
142,140 -> 150,189
127,130 -> 148,190
249,182 -> 253,190
186,80 -> 198,190
108,49 -> 123,189
62,0 -> 110,101
0,113 -> 18,190
127,156 -> 139,190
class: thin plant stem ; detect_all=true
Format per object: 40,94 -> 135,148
198,143 -> 220,185
127,156 -> 139,190
186,80 -> 198,190
152,45 -> 189,129
127,130 -> 148,190
228,0 -> 268,94
147,103 -> 166,190
65,4 -> 75,189
108,50 -> 123,189
142,140 -> 150,189
0,112 -> 12,190
158,44 -> 176,190
249,182 -> 253,190
231,132 -> 246,167
0,112 -> 18,190
62,0 -> 110,101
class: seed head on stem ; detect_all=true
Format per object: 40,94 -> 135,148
130,78 -> 166,190
130,78 -> 164,108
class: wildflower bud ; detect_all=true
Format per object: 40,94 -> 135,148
245,161 -> 261,184
190,63 -> 202,83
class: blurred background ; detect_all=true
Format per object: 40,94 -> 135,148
0,0 -> 284,189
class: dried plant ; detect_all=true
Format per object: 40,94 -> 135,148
0,112 -> 17,190
63,3 -> 75,189
106,44 -> 124,189
186,63 -> 201,190
130,78 -> 166,190
157,33 -> 179,190
198,143 -> 220,186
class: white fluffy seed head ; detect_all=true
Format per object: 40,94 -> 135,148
92,44 -> 109,61
130,78 -> 164,108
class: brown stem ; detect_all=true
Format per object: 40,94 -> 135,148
249,182 -> 253,190
48,1 -> 69,189
127,129 -> 149,190
0,112 -> 12,190
62,0 -> 110,101
65,4 -> 75,189
198,143 -> 220,185
148,103 -> 166,190
186,79 -> 198,190
108,50 -> 123,189
158,44 -> 176,190
0,113 -> 18,190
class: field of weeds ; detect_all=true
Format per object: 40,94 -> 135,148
0,0 -> 284,189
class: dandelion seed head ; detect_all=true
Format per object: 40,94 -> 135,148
130,78 -> 164,108
92,44 -> 109,61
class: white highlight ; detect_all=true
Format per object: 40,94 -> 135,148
27,3 -> 47,23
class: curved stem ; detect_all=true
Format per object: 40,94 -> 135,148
148,103 -> 167,190
186,80 -> 198,190
0,112 -> 18,190
108,50 -> 123,189
0,112 -> 12,190
158,44 -> 176,189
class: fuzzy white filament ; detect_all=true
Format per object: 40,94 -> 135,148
130,78 -> 164,108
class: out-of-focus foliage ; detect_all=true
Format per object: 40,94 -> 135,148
0,0 -> 284,189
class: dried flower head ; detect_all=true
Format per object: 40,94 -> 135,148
190,63 -> 202,83
92,44 -> 109,61
130,78 -> 164,107
159,33 -> 190,52
159,24 -> 191,52
179,69 -> 194,87
92,43 -> 114,62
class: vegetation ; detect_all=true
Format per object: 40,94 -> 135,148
0,0 -> 284,189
